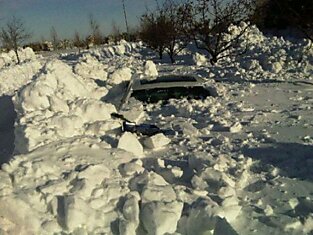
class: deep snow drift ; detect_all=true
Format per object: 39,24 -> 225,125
0,28 -> 313,235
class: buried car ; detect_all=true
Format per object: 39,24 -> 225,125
119,74 -> 213,110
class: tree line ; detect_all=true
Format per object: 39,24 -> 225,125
139,0 -> 312,64
0,0 -> 311,64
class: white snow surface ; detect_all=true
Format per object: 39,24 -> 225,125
0,29 -> 313,235
0,60 -> 42,96
144,60 -> 158,77
0,47 -> 42,96
0,47 -> 37,69
13,59 -> 116,153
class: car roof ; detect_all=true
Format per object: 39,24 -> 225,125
118,74 -> 206,111
132,74 -> 205,91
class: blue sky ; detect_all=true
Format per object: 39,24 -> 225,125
0,0 -> 162,42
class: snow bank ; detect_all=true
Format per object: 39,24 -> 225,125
0,137 -> 227,235
0,60 -> 42,96
0,47 -> 37,69
70,41 -> 139,62
0,48 -> 41,96
74,53 -> 108,81
108,67 -> 132,85
233,23 -> 313,81
0,137 -> 137,234
13,59 -> 117,153
194,22 -> 313,82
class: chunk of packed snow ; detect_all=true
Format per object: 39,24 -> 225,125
144,133 -> 171,149
193,52 -> 207,66
119,192 -> 140,235
229,122 -> 243,133
109,67 -> 132,85
117,132 -> 144,156
120,98 -> 145,123
144,60 -> 158,77
141,201 -> 183,235
74,54 -> 108,81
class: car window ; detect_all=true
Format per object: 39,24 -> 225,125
131,87 -> 211,103
140,75 -> 197,85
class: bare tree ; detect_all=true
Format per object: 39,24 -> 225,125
73,31 -> 84,52
111,20 -> 122,43
0,16 -> 31,64
89,14 -> 103,45
140,0 -> 187,63
140,11 -> 167,60
122,0 -> 129,34
50,26 -> 59,50
162,0 -> 188,63
181,0 -> 254,64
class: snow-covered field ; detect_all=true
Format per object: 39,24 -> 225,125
0,25 -> 313,235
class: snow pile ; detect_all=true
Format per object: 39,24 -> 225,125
0,138 -> 137,234
0,136 -> 249,234
17,47 -> 37,62
75,41 -> 139,61
108,67 -> 132,85
201,22 -> 313,82
0,47 -> 37,68
0,60 -> 42,96
0,25 -> 312,235
193,52 -> 207,66
74,53 -> 108,81
144,60 -> 158,77
13,59 -> 117,153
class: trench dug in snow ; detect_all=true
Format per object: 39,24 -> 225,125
0,96 -> 16,165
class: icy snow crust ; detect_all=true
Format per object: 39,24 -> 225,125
0,29 -> 313,234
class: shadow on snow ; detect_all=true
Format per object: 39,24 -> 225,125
242,142 -> 313,181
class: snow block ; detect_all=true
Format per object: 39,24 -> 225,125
118,132 -> 144,156
183,198 -> 219,234
109,67 -> 132,85
229,122 -> 243,133
193,52 -> 207,66
144,60 -> 158,77
143,133 -> 171,149
119,192 -> 140,235
141,201 -> 183,235
57,195 -> 102,232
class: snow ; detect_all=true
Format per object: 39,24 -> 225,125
0,27 -> 313,234
13,59 -> 116,153
109,67 -> 132,85
0,47 -> 37,69
74,54 -> 108,81
143,133 -> 171,149
0,60 -> 42,96
144,60 -> 158,77
193,52 -> 207,66
118,132 -> 144,157
141,201 -> 183,235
